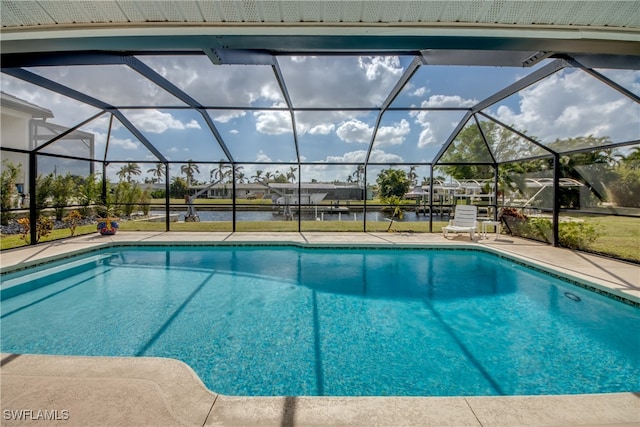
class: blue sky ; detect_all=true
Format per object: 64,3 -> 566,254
2,55 -> 638,183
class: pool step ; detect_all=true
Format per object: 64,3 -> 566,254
0,254 -> 118,300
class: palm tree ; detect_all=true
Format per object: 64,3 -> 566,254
252,170 -> 264,183
210,160 -> 230,183
263,171 -> 273,183
147,162 -> 166,183
235,167 -> 246,184
408,165 -> 418,186
233,165 -> 245,183
180,160 -> 200,187
287,166 -> 298,183
117,162 -> 141,183
116,167 -> 126,182
352,164 -> 365,185
627,146 -> 640,161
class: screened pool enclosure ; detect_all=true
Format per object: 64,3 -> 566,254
1,1 -> 638,262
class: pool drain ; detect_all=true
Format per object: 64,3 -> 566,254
564,292 -> 581,302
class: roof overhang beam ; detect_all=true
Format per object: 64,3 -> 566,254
204,48 -> 275,66
420,49 -> 553,67
2,26 -> 639,56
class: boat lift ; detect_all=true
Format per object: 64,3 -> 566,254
521,178 -> 583,208
184,180 -> 295,222
184,179 -> 223,222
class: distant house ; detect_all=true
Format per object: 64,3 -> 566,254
190,182 -> 272,199
0,91 -> 95,196
268,183 -> 363,203
186,182 -> 363,202
1,91 -> 54,195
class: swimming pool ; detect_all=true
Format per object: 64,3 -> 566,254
1,245 -> 638,396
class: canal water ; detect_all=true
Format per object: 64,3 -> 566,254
153,210 -> 437,222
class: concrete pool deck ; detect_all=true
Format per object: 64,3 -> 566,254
1,232 -> 639,426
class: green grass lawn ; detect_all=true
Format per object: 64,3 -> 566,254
563,213 -> 639,262
0,224 -> 98,250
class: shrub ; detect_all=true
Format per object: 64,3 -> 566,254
63,210 -> 83,236
16,216 -> 54,244
150,190 -> 165,199
0,160 -> 21,225
608,164 -> 640,208
35,173 -> 54,215
498,207 -> 527,221
376,169 -> 411,199
524,217 -> 553,242
113,181 -> 142,217
499,207 -> 529,236
139,189 -> 151,215
78,174 -> 101,216
558,221 -> 601,249
51,173 -> 76,221
500,213 -> 600,250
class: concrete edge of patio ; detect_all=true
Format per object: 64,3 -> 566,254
2,353 -> 639,427
0,353 -> 217,426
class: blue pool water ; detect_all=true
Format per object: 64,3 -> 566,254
1,246 -> 639,396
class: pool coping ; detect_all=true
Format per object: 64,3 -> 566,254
1,232 -> 639,426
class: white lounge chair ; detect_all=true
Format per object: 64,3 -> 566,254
442,205 -> 478,240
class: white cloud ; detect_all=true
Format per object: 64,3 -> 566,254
323,149 -> 403,164
421,95 -> 477,108
358,56 -> 403,81
492,69 -> 639,143
279,56 -> 404,108
230,129 -> 239,134
374,119 -> 410,146
598,69 -> 640,95
127,110 -> 201,134
369,149 -> 404,163
254,111 -> 292,135
1,74 -> 103,128
295,110 -> 372,136
258,84 -> 284,103
255,150 -> 272,162
336,119 -> 373,143
407,96 -> 477,149
110,137 -> 139,150
308,123 -> 335,135
209,110 -> 246,124
418,126 -> 436,147
28,64 -> 183,107
411,87 -> 428,97
326,150 -> 368,163
139,56 -> 284,107
414,109 -> 468,148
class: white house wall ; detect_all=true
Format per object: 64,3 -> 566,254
0,108 -> 31,193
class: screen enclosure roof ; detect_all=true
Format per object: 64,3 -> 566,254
1,0 -> 638,180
